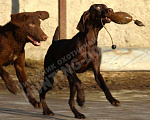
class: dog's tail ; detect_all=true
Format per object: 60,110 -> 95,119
52,26 -> 60,43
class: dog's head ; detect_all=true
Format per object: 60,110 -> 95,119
10,11 -> 49,46
77,4 -> 114,32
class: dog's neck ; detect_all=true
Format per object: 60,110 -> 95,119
2,22 -> 26,52
83,23 -> 104,46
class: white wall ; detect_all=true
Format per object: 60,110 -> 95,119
67,0 -> 150,48
0,0 -> 150,60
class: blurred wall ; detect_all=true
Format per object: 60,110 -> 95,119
0,0 -> 150,60
67,0 -> 150,48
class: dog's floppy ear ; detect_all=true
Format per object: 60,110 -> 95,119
34,11 -> 49,20
76,10 -> 90,32
11,13 -> 28,26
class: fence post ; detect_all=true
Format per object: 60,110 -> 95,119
59,0 -> 66,39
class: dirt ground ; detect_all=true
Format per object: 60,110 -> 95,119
0,59 -> 150,91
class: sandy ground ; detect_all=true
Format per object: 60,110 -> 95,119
0,60 -> 150,120
0,59 -> 150,91
0,90 -> 150,120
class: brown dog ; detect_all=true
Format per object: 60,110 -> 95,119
39,4 -> 120,119
0,11 -> 49,108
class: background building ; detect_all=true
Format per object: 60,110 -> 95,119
0,0 -> 150,70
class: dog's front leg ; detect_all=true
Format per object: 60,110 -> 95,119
64,66 -> 85,119
67,75 -> 86,119
14,52 -> 40,108
0,65 -> 17,94
90,60 -> 120,106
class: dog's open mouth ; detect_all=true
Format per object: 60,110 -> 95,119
27,36 -> 41,46
102,17 -> 111,23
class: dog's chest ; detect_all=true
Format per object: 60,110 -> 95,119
74,58 -> 90,73
2,53 -> 15,66
73,53 -> 91,73
73,45 -> 99,73
3,49 -> 22,66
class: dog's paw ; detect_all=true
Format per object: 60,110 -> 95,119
43,109 -> 54,116
111,99 -> 120,106
75,113 -> 86,119
35,102 -> 42,109
38,102 -> 43,108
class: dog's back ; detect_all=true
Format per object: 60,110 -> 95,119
46,26 -> 76,62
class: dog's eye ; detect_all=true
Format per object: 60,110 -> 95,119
97,6 -> 101,10
29,23 -> 35,27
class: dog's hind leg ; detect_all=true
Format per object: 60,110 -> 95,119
0,65 -> 17,94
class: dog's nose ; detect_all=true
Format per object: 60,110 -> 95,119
108,8 -> 113,14
43,35 -> 48,40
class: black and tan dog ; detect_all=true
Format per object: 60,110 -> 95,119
0,11 -> 49,108
39,4 -> 120,119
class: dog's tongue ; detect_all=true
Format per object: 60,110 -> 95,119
27,36 -> 41,46
103,17 -> 111,23
33,41 -> 41,46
